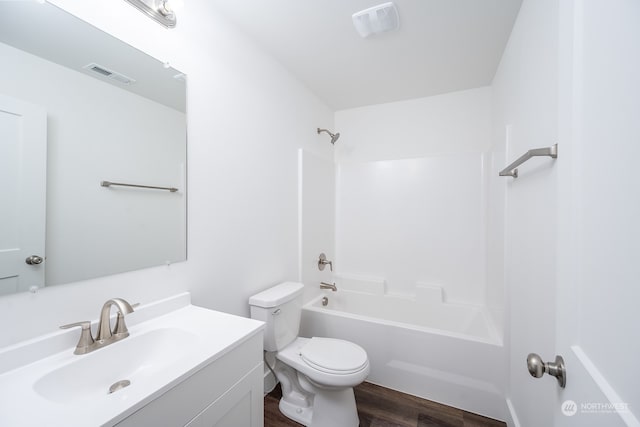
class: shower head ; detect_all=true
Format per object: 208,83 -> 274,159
317,128 -> 340,144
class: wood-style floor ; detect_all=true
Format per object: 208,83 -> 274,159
264,382 -> 506,427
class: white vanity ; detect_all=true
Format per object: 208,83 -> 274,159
0,293 -> 264,427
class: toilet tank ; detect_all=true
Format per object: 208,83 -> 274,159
249,282 -> 304,352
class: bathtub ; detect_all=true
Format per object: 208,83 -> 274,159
299,290 -> 507,421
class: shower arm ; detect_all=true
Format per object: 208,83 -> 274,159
317,128 -> 334,137
317,128 -> 340,144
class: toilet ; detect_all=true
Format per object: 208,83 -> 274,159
249,282 -> 370,427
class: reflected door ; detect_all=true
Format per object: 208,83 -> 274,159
0,94 -> 46,294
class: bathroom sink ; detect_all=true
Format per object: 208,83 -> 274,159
33,327 -> 197,403
0,293 -> 265,427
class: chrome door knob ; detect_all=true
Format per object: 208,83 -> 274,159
527,353 -> 566,388
25,255 -> 44,265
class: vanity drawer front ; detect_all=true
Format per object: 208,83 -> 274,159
114,332 -> 262,427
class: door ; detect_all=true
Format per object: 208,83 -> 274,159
0,94 -> 46,294
505,1 -> 639,425
552,1 -> 639,426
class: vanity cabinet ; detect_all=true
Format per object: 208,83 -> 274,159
114,333 -> 264,427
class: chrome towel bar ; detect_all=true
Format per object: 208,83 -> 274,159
499,144 -> 558,178
100,180 -> 178,192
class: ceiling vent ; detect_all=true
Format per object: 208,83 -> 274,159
352,2 -> 400,38
83,63 -> 136,85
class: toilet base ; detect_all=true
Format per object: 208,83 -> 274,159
279,399 -> 313,426
278,382 -> 359,427
274,360 -> 360,427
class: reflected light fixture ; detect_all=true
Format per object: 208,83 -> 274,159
124,0 -> 177,28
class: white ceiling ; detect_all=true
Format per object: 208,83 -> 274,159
209,0 -> 523,111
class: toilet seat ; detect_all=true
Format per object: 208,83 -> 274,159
277,337 -> 370,388
300,337 -> 368,375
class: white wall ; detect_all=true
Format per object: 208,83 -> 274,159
334,88 -> 498,307
491,0 -> 559,425
484,148 -> 506,338
335,87 -> 492,162
298,150 -> 335,302
0,0 -> 333,347
182,5 -> 334,318
0,42 -> 186,286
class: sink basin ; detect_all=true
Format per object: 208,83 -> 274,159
0,293 -> 265,427
33,327 -> 197,403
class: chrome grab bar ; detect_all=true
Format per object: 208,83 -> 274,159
101,180 -> 178,192
499,144 -> 558,178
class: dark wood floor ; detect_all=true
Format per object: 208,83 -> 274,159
264,382 -> 506,427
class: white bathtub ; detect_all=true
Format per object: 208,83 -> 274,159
299,290 -> 507,421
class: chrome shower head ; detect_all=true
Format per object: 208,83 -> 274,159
317,128 -> 340,144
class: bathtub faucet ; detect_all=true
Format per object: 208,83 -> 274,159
320,282 -> 337,292
317,253 -> 333,271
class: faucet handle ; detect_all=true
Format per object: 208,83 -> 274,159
113,302 -> 138,338
318,253 -> 333,272
60,321 -> 95,355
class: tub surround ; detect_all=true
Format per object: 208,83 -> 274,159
329,274 -> 501,344
335,153 -> 489,305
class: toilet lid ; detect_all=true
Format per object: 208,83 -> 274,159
299,337 -> 368,374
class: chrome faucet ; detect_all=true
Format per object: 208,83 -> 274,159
60,298 -> 136,355
320,282 -> 337,292
96,298 -> 135,342
318,253 -> 333,272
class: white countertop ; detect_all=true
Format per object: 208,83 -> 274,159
0,293 -> 264,427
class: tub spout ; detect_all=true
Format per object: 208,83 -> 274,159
320,282 -> 337,292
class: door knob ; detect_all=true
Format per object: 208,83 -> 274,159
527,353 -> 566,388
25,255 -> 44,265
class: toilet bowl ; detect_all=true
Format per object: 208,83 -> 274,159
278,337 -> 369,387
249,282 -> 370,427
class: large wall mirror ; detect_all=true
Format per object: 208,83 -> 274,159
0,2 -> 187,294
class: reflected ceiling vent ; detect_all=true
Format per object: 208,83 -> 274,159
83,63 -> 136,85
352,2 -> 400,38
